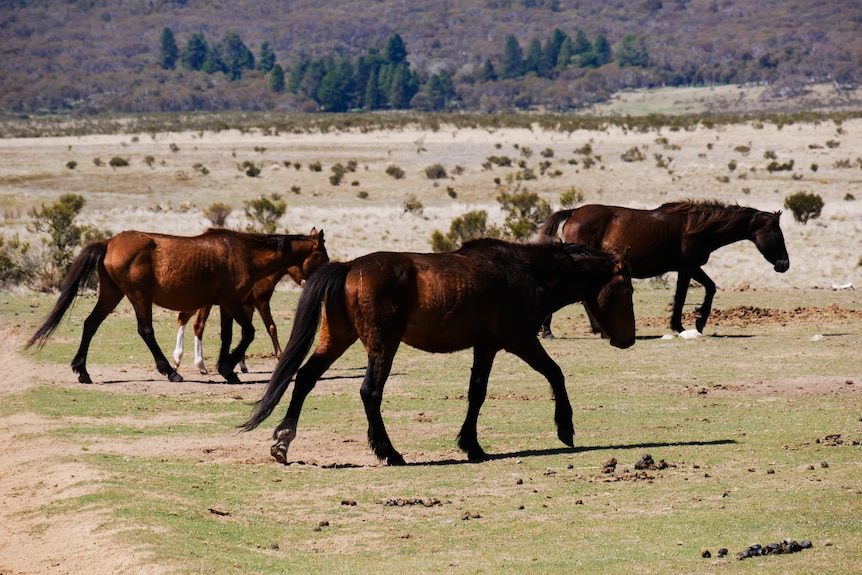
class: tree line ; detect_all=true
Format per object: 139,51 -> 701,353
158,27 -> 648,113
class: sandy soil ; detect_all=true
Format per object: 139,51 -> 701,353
2,105 -> 862,573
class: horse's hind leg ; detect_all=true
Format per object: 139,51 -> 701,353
360,347 -> 404,465
237,305 -> 255,374
172,310 -> 194,369
691,268 -> 716,333
271,326 -> 357,465
72,279 -> 124,384
129,299 -> 183,382
539,314 -> 554,339
192,307 -> 211,374
457,346 -> 497,461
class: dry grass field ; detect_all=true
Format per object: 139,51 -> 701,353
1,87 -> 861,574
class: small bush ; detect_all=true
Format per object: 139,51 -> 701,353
240,161 -> 260,177
66,160 -> 77,170
144,155 -> 156,167
357,190 -> 369,199
559,187 -> 585,209
243,193 -> 285,233
784,191 -> 824,224
203,202 -> 232,227
766,159 -> 794,172
402,194 -> 424,215
425,164 -> 448,179
308,161 -> 322,172
385,165 -> 405,179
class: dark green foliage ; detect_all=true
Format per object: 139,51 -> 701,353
257,41 -> 276,73
784,191 -> 824,224
243,193 -> 285,233
108,156 -> 129,168
158,28 -> 179,70
222,32 -> 255,80
501,35 -> 524,79
615,34 -> 649,67
425,163 -> 448,179
181,33 -> 208,71
431,210 -> 489,252
496,189 -> 552,239
269,64 -> 285,92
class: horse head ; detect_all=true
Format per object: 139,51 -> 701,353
751,212 -> 790,273
285,228 -> 328,286
584,247 -> 636,349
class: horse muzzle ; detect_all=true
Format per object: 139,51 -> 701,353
610,333 -> 636,349
774,259 -> 790,273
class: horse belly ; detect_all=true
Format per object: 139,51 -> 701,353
401,310 -> 477,353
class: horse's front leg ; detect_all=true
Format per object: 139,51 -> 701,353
457,346 -> 497,461
670,271 -> 693,333
216,305 -> 253,384
539,314 -> 554,339
691,268 -> 716,333
508,337 -> 574,448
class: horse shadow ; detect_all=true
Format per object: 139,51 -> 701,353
409,438 -> 737,467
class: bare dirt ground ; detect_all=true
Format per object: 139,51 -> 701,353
2,87 -> 862,573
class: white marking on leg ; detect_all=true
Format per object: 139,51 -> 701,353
194,335 -> 208,374
173,325 -> 185,367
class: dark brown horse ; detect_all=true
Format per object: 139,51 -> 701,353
27,228 -> 327,384
172,254 -> 309,375
241,238 -> 635,466
538,201 -> 789,337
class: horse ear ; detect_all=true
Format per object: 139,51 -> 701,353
310,227 -> 318,235
617,246 -> 631,274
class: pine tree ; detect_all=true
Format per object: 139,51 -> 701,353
269,63 -> 285,92
478,59 -> 497,82
222,32 -> 254,80
383,33 -> 408,65
524,37 -> 544,76
593,34 -> 612,67
181,33 -> 208,71
158,28 -> 179,70
258,41 -> 276,73
501,35 -> 524,79
364,68 -> 383,110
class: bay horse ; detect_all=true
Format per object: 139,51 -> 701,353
172,261 -> 305,376
241,238 -> 635,466
538,200 -> 789,337
27,228 -> 327,384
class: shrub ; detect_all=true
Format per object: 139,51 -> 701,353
240,160 -> 260,177
402,194 -> 424,215
65,160 -> 77,170
766,159 -> 794,172
144,155 -> 156,167
621,146 -> 645,162
430,210 -> 489,252
109,156 -> 129,168
784,191 -> 824,224
203,202 -> 232,227
243,193 -> 285,233
497,189 -> 552,240
308,161 -> 322,172
425,163 -> 448,179
559,187 -> 585,209
385,165 -> 405,179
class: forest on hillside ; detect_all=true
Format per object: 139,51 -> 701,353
1,0 -> 861,115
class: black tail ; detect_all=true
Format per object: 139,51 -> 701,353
537,209 -> 575,241
26,242 -> 107,349
240,262 -> 348,432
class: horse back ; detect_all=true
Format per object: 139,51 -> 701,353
340,250 -> 527,353
562,205 -> 685,277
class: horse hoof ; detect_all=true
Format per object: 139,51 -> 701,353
240,365 -> 249,374
199,368 -> 208,375
270,443 -> 289,465
78,374 -> 93,384
541,331 -> 555,340
220,370 -> 241,384
169,372 -> 184,383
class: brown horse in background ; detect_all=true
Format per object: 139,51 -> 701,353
538,201 -> 789,337
172,228 -> 320,375
241,238 -> 635,466
27,228 -> 327,384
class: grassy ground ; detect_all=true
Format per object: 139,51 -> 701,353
2,285 -> 860,574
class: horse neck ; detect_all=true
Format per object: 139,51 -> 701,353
250,236 -> 309,276
689,208 -> 758,250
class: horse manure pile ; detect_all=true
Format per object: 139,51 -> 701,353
701,539 -> 813,560
378,497 -> 445,508
596,453 -> 674,482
